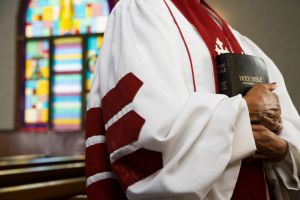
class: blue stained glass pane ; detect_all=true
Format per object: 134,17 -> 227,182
26,8 -> 33,22
53,96 -> 81,103
74,4 -> 86,18
86,36 -> 103,103
26,80 -> 37,88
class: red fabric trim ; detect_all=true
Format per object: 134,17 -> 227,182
85,144 -> 111,178
106,111 -> 145,154
102,73 -> 143,124
86,107 -> 105,139
170,0 -> 243,93
112,148 -> 163,190
163,0 -> 197,92
168,1 -> 267,198
86,178 -> 127,200
231,161 -> 267,200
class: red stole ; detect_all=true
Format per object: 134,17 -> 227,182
169,0 -> 268,199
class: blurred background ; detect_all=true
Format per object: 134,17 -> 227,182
0,0 -> 299,199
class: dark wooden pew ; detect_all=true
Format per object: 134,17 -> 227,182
0,162 -> 84,187
0,177 -> 85,200
0,155 -> 84,170
0,154 -> 47,162
0,155 -> 86,199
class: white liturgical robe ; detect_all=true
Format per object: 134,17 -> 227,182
85,0 -> 300,200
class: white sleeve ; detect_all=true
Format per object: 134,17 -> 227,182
95,1 -> 256,199
235,31 -> 300,191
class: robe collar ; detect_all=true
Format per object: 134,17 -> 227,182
171,0 -> 244,93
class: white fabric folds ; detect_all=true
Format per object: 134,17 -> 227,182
87,0 -> 300,199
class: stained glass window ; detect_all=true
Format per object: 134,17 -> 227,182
52,38 -> 83,131
86,36 -> 103,100
21,0 -> 112,132
24,40 -> 50,128
26,0 -> 110,37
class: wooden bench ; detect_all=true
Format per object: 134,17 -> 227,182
0,154 -> 47,162
0,155 -> 84,170
0,162 -> 84,187
0,177 -> 85,200
0,155 -> 86,199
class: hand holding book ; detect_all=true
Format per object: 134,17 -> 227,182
216,53 -> 287,161
243,83 -> 283,134
243,83 -> 288,161
216,53 -> 283,133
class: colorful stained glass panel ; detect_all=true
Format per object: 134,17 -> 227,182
26,0 -> 110,37
52,37 -> 82,131
24,40 -> 50,127
86,36 -> 103,98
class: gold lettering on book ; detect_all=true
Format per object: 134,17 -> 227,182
239,75 -> 263,84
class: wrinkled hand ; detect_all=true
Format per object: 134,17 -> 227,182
252,124 -> 288,162
244,83 -> 283,134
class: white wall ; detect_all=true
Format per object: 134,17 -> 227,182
0,0 -> 18,130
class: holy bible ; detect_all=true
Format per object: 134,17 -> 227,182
216,53 -> 269,97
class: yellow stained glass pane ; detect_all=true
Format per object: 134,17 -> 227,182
97,37 -> 103,48
73,19 -> 81,32
60,0 -> 73,33
53,119 -> 81,125
36,80 -> 49,95
25,60 -> 34,79
33,14 -> 39,21
54,54 -> 82,60
42,6 -> 53,21
41,110 -> 49,122
86,5 -> 92,17
86,79 -> 91,91
41,67 -> 49,78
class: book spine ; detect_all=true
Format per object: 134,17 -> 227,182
216,55 -> 233,97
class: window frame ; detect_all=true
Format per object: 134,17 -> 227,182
16,0 -> 116,133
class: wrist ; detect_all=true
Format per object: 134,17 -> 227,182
276,137 -> 289,161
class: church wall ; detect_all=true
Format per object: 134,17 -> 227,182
0,0 -> 18,130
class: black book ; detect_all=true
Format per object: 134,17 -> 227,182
216,53 -> 269,97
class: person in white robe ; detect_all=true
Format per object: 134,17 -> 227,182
85,0 -> 300,199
